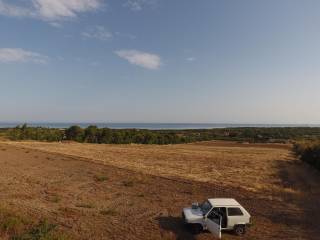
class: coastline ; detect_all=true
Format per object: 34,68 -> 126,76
0,122 -> 319,130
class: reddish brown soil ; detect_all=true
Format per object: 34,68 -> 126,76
0,142 -> 319,240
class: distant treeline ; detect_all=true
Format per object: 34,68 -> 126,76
294,141 -> 320,171
4,124 -> 320,145
6,124 -> 190,144
6,124 -> 64,142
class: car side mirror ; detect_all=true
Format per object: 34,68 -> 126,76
192,202 -> 199,209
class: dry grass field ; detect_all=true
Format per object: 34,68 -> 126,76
0,140 -> 319,239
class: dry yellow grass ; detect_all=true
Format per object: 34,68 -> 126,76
2,140 -> 293,194
1,140 -> 320,239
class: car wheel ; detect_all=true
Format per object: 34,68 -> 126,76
191,224 -> 203,234
234,225 -> 246,236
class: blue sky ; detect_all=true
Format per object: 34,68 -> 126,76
0,0 -> 319,124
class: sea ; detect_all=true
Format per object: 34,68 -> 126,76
0,123 -> 319,130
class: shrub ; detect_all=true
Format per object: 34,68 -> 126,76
294,141 -> 320,170
65,126 -> 83,142
84,126 -> 99,143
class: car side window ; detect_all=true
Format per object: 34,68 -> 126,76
207,208 -> 221,225
207,208 -> 217,218
228,207 -> 243,216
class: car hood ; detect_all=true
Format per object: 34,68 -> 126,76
183,207 -> 203,222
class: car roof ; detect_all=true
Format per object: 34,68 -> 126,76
208,198 -> 241,207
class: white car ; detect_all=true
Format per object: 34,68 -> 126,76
182,198 -> 251,238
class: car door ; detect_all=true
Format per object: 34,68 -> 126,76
227,207 -> 244,228
205,211 -> 222,239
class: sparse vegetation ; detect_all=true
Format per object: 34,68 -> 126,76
0,212 -> 25,237
0,207 -> 68,240
15,220 -> 57,240
294,141 -> 320,170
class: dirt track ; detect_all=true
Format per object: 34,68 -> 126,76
0,141 -> 319,239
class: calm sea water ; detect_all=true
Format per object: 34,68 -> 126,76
0,123 -> 319,130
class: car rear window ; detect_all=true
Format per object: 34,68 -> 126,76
228,207 -> 243,216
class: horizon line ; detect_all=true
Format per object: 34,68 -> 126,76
0,122 -> 319,125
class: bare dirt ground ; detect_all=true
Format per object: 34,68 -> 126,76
0,140 -> 319,239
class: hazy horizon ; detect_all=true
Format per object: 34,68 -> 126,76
1,121 -> 320,125
1,0 -> 320,123
1,122 -> 320,130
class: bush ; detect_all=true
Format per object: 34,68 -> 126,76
294,141 -> 320,170
65,126 -> 83,142
84,125 -> 99,143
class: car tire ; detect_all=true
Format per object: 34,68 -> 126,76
191,224 -> 203,234
234,225 -> 246,236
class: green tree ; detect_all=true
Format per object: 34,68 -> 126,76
84,125 -> 99,143
65,125 -> 84,142
99,128 -> 112,143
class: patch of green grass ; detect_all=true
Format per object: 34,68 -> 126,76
0,208 -> 69,240
0,216 -> 25,236
94,175 -> 108,182
0,208 -> 26,236
18,220 -> 56,239
13,220 -> 70,240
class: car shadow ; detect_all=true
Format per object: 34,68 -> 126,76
156,216 -> 196,240
156,216 -> 238,240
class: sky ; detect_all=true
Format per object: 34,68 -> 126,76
0,0 -> 319,124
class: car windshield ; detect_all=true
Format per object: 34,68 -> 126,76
200,200 -> 212,215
